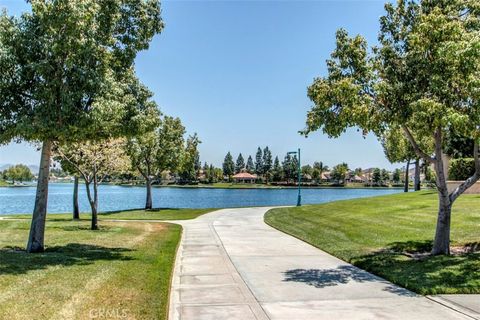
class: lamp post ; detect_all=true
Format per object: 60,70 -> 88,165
287,148 -> 301,206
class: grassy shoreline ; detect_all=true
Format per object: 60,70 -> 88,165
2,208 -> 214,220
265,191 -> 480,295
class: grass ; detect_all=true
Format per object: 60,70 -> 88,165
0,180 -> 10,187
4,208 -> 213,221
265,191 -> 480,295
0,218 -> 181,319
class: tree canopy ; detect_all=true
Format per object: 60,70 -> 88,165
304,0 -> 480,255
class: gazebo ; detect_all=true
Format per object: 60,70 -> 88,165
232,172 -> 257,184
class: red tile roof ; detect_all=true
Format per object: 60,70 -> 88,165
232,172 -> 257,179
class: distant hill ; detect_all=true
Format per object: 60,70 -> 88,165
0,164 -> 39,174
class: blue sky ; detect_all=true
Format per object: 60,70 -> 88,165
0,0 -> 401,170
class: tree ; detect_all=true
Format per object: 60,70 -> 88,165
392,169 -> 401,184
372,168 -> 382,186
382,128 -> 429,192
53,139 -> 130,230
126,116 -> 185,209
313,161 -> 327,183
4,164 -> 33,183
0,0 -> 163,252
246,156 -> 254,173
262,147 -> 273,182
179,134 -> 201,183
291,155 -> 299,183
304,1 -> 480,255
302,165 -> 313,177
381,169 -> 390,185
223,152 -> 235,178
53,158 -> 81,219
272,156 -> 283,182
331,163 -> 349,185
255,147 -> 264,177
235,153 -> 245,174
282,154 -> 293,182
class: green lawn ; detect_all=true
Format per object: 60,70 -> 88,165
4,208 -> 213,221
265,191 -> 480,294
0,219 -> 181,319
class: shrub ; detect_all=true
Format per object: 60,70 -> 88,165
449,158 -> 475,181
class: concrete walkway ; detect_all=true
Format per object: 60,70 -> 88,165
168,207 -> 476,320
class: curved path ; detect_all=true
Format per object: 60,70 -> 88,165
168,207 -> 474,320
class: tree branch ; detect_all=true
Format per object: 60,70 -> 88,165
450,140 -> 480,203
402,126 -> 434,163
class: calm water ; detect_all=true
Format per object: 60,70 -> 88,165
0,183 -> 403,215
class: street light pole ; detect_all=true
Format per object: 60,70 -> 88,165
297,148 -> 301,206
288,149 -> 302,207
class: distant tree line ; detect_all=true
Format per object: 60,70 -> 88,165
1,164 -> 33,183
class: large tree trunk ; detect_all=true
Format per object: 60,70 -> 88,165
432,139 -> 452,255
26,140 -> 52,253
145,177 -> 153,210
73,175 -> 80,220
404,160 -> 410,193
432,192 -> 452,255
414,158 -> 421,191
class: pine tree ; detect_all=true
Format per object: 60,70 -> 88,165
246,156 -> 254,173
235,153 -> 245,174
255,147 -> 263,176
291,155 -> 299,182
283,154 -> 293,182
263,147 -> 273,173
223,152 -> 235,177
273,156 -> 282,182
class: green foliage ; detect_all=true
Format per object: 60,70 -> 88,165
444,133 -> 475,159
381,169 -> 390,184
301,165 -> 313,176
331,162 -> 349,185
303,0 -> 480,254
0,0 -> 163,144
126,115 -> 185,180
372,168 -> 381,185
235,153 -> 245,174
272,156 -> 283,182
255,147 -> 263,175
262,146 -> 273,174
246,155 -> 254,174
392,168 -> 401,183
304,0 -> 480,161
282,154 -> 299,182
204,164 -> 223,183
222,152 -> 235,177
449,158 -> 476,181
179,134 -> 201,183
4,164 -> 33,182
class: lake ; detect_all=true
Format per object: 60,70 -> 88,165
0,183 -> 403,215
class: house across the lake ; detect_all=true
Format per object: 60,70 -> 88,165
232,172 -> 258,183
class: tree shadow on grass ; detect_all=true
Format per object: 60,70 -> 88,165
352,240 -> 480,294
283,265 -> 415,297
0,243 -> 133,275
